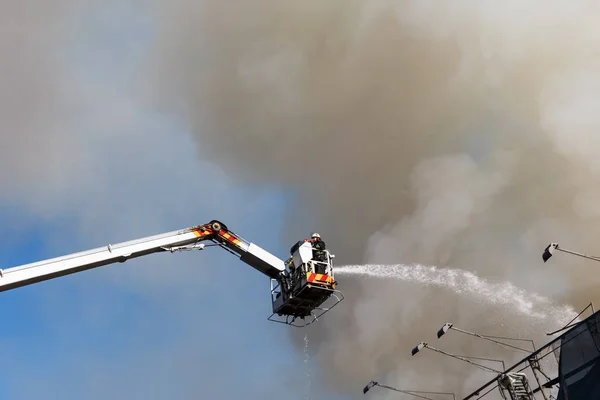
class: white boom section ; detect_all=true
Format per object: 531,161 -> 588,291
240,243 -> 286,279
0,228 -> 203,292
0,224 -> 285,293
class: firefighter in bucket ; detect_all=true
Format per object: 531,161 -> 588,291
310,233 -> 327,274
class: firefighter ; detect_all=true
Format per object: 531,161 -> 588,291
311,233 -> 327,274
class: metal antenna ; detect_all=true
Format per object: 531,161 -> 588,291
542,243 -> 600,263
436,323 -> 551,400
546,302 -> 595,336
411,342 -> 505,374
362,381 -> 455,400
437,323 -> 534,353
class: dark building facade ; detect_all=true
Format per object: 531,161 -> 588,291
557,310 -> 600,399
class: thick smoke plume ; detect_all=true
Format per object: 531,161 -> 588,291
146,1 -> 600,397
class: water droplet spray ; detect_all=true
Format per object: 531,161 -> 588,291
304,332 -> 312,400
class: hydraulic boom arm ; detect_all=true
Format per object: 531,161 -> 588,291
0,220 -> 284,293
0,219 -> 343,328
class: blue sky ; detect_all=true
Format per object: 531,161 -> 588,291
0,2 -> 353,399
0,114 -> 327,397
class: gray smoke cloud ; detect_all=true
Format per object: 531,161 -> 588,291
143,0 -> 600,397
0,1 -> 84,206
2,0 -> 598,398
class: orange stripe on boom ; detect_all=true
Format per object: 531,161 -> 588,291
220,231 -> 242,245
192,228 -> 211,238
190,226 -> 243,247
